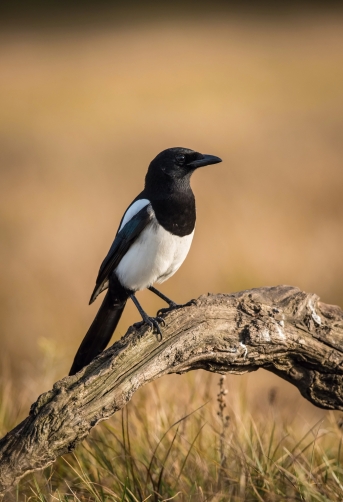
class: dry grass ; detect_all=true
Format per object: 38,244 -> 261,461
3,370 -> 343,501
1,10 -> 343,500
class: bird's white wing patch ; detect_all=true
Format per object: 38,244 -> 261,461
119,199 -> 150,232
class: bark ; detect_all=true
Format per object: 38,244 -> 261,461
1,285 -> 343,494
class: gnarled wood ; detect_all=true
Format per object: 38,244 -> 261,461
1,285 -> 343,494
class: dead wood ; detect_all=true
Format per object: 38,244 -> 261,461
1,285 -> 343,494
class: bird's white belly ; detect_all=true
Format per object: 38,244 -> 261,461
115,220 -> 194,291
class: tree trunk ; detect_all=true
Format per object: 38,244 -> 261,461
1,285 -> 343,494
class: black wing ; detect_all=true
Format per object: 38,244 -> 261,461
89,203 -> 154,304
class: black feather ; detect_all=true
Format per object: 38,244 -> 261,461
69,276 -> 129,375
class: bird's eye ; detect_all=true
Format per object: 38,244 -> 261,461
175,154 -> 186,165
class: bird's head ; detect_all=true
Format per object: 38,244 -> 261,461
146,147 -> 222,184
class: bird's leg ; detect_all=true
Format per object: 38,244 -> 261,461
148,286 -> 179,308
148,286 -> 196,317
130,293 -> 165,340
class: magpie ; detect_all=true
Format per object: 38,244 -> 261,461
69,147 -> 222,375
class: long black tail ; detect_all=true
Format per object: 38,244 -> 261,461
69,290 -> 127,375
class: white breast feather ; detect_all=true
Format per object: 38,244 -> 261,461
116,214 -> 194,292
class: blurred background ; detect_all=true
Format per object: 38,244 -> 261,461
0,1 -> 343,427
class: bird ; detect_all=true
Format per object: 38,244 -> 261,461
69,147 -> 222,375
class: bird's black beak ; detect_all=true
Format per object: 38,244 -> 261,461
187,154 -> 222,169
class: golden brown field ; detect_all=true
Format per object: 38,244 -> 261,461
1,8 -> 343,500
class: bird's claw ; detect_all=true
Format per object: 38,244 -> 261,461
157,302 -> 179,317
157,299 -> 196,317
184,299 -> 197,307
147,316 -> 164,340
134,314 -> 165,338
135,315 -> 165,340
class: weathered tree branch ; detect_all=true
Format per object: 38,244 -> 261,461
1,285 -> 343,494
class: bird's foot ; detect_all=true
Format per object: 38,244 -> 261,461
157,299 -> 196,317
135,315 -> 165,341
157,301 -> 179,316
